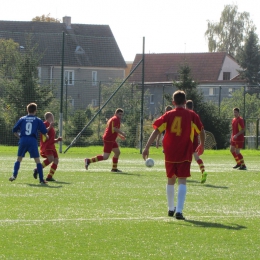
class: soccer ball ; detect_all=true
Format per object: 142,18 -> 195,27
145,158 -> 154,168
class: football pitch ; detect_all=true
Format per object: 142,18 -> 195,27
0,146 -> 259,259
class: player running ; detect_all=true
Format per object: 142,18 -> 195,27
84,108 -> 126,172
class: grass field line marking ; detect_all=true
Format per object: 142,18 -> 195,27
0,214 -> 259,224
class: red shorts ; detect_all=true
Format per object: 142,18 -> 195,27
40,149 -> 59,158
103,140 -> 119,153
165,161 -> 191,178
230,140 -> 244,149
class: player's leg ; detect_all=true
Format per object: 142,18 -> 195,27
85,141 -> 111,170
165,162 -> 177,216
236,146 -> 246,170
175,162 -> 190,220
34,157 -> 47,184
33,150 -> 52,179
111,142 -> 121,172
230,143 -> 241,168
10,141 -> 26,181
9,156 -> 23,181
193,152 -> 207,183
46,153 -> 56,181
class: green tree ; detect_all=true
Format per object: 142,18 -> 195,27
237,31 -> 260,86
32,14 -> 60,23
0,37 -> 55,145
171,64 -> 230,149
0,39 -> 20,79
205,4 -> 256,58
220,88 -> 260,119
64,110 -> 94,146
4,37 -> 54,118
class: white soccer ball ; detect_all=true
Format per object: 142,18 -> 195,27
145,158 -> 154,168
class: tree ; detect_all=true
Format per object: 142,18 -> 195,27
205,4 -> 256,58
170,64 -> 230,149
32,14 -> 60,23
237,31 -> 260,86
0,39 -> 20,79
0,37 -> 55,145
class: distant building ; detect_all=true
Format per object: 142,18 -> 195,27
0,16 -> 126,109
129,52 -> 245,115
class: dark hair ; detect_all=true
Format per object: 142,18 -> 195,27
173,90 -> 186,105
27,103 -> 37,113
115,108 -> 124,114
165,105 -> 172,112
186,100 -> 193,110
233,107 -> 240,113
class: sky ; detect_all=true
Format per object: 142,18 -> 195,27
1,0 -> 259,61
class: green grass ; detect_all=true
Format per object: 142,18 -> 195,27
0,146 -> 259,259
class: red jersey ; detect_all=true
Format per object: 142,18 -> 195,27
232,116 -> 245,142
40,121 -> 56,151
103,115 -> 120,141
153,107 -> 203,163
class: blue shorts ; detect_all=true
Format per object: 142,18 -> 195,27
17,137 -> 40,158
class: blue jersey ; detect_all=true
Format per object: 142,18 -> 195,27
13,115 -> 47,139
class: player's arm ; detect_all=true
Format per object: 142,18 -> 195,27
233,128 -> 245,139
142,129 -> 160,160
54,137 -> 62,143
155,132 -> 162,148
196,129 -> 205,156
113,127 -> 126,140
13,132 -> 20,139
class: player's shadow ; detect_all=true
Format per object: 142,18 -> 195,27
27,183 -> 63,188
187,179 -> 228,189
52,181 -> 71,184
111,172 -> 141,176
182,219 -> 247,230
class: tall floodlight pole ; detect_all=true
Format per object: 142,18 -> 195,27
59,31 -> 65,153
218,86 -> 222,116
140,37 -> 145,154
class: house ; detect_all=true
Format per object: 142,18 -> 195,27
0,16 -> 126,109
129,52 -> 245,115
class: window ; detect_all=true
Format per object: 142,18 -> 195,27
92,71 -> 97,86
37,67 -> 41,83
69,99 -> 74,107
209,88 -> 216,96
64,70 -> 74,85
223,72 -> 231,80
150,94 -> 154,104
229,88 -> 233,96
92,99 -> 97,107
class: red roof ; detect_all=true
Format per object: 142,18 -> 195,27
129,52 -> 229,83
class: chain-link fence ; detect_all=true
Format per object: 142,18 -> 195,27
1,29 -> 260,151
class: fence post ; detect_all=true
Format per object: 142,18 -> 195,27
256,118 -> 259,149
139,37 -> 145,154
59,31 -> 65,153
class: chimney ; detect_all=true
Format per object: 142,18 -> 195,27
63,16 -> 71,29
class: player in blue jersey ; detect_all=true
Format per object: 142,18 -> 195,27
9,103 -> 49,184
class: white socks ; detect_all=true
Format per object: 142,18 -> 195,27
176,184 -> 187,213
166,184 -> 175,211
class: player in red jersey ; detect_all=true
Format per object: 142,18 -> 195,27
230,107 -> 246,170
33,112 -> 62,181
85,108 -> 126,172
142,90 -> 205,220
186,100 -> 207,183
